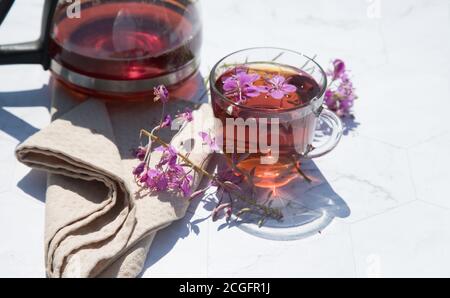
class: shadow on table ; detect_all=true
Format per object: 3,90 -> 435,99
0,84 -> 51,203
0,84 -> 51,142
142,173 -> 212,275
142,160 -> 351,274
342,115 -> 360,136
17,169 -> 48,203
142,131 -> 352,272
211,159 -> 350,241
142,211 -> 199,275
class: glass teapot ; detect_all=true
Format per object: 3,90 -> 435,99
0,0 -> 202,99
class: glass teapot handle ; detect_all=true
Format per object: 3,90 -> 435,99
0,0 -> 58,69
0,0 -> 15,25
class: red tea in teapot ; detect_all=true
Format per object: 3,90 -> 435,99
49,1 -> 201,98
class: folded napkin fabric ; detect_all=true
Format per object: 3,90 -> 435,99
15,84 -> 216,278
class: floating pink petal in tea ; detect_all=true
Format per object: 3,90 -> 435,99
222,71 -> 265,102
267,75 -> 297,99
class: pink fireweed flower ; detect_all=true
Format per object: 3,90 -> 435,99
164,164 -> 193,197
155,145 -> 178,167
166,164 -> 183,184
177,107 -> 194,122
132,139 -> 194,196
222,71 -> 265,103
144,169 -> 169,192
153,85 -> 169,103
199,131 -> 220,152
324,71 -> 357,117
266,75 -> 297,100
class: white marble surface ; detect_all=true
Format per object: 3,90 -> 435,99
0,0 -> 449,277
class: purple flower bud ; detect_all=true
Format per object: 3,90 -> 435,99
225,207 -> 233,220
189,187 -> 207,201
212,203 -> 232,221
153,85 -> 169,103
132,162 -> 146,176
332,59 -> 346,80
160,115 -> 172,128
134,146 -> 147,161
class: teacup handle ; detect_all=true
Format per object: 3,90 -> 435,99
303,107 -> 343,159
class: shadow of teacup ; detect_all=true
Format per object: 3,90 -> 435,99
224,159 -> 350,241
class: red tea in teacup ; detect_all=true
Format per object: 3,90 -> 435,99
211,63 -> 321,187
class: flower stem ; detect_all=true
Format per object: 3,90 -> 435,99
141,129 -> 213,178
140,129 -> 283,220
291,157 -> 312,184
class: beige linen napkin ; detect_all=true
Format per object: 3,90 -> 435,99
15,83 -> 216,278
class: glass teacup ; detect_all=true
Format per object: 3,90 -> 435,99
210,47 -> 343,188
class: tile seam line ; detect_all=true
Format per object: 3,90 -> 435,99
357,134 -> 406,150
415,199 -> 450,212
347,225 -> 359,277
405,148 -> 419,202
406,130 -> 450,150
348,198 -> 419,225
